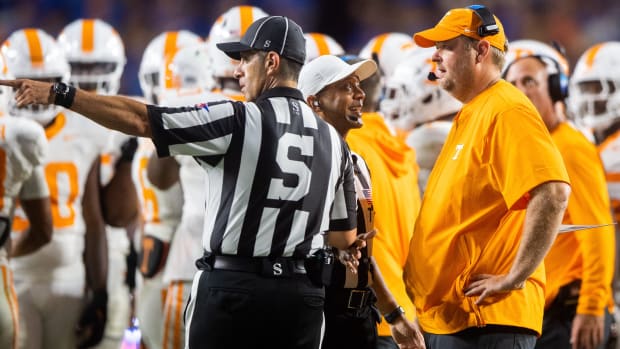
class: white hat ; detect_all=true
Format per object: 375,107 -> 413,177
298,55 -> 377,99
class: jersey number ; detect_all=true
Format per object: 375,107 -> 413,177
46,162 -> 79,228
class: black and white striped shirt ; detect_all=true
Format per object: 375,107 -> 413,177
147,87 -> 357,258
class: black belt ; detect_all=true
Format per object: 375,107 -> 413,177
199,254 -> 307,277
325,287 -> 376,312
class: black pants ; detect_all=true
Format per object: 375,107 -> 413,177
185,269 -> 325,349
424,326 -> 537,349
321,288 -> 379,349
535,280 -> 612,349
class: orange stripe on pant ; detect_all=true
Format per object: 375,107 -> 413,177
1,265 -> 19,349
163,281 -> 185,349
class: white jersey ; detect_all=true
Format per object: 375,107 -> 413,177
131,137 -> 182,242
0,117 -> 48,215
0,117 -> 48,261
599,130 -> 620,223
160,89 -> 225,283
162,156 -> 205,283
11,111 -> 109,281
406,121 -> 452,195
100,129 -> 133,186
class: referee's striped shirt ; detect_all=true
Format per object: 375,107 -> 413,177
147,87 -> 357,258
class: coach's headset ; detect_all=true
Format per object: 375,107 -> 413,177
468,5 -> 500,37
502,42 -> 570,103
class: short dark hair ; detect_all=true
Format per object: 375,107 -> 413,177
279,56 -> 303,81
254,50 -> 302,81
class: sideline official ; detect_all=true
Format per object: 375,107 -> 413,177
1,16 -> 358,349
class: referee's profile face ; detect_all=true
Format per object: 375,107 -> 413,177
234,50 -> 270,102
313,74 -> 365,137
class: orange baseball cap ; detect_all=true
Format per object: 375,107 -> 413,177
413,6 -> 507,52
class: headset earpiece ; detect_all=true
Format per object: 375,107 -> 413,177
548,67 -> 569,103
313,100 -> 320,107
501,53 -> 569,103
468,5 -> 500,37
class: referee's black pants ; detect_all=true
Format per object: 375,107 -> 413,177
321,287 -> 379,349
185,268 -> 325,349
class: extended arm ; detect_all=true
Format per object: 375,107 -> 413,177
1,79 -> 151,137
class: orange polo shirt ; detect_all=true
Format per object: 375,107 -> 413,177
544,122 -> 615,315
404,80 -> 570,335
346,112 -> 421,336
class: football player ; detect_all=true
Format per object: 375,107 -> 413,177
3,28 -> 110,349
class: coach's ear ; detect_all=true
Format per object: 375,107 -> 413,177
265,51 -> 280,76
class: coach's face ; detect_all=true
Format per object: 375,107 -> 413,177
433,37 -> 476,102
234,50 -> 268,102
505,57 -> 557,131
311,74 -> 365,137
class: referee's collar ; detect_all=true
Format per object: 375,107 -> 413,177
256,87 -> 305,103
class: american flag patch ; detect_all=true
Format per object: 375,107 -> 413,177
362,188 -> 373,203
195,102 -> 209,111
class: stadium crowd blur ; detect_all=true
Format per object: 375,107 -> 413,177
1,0 -> 619,96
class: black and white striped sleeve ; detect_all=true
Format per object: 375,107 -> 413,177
146,100 -> 246,157
329,139 -> 357,231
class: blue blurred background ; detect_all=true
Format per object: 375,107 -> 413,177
2,0 -> 619,96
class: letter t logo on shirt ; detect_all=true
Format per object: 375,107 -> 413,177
452,144 -> 464,160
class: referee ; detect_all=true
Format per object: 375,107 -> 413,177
1,16 -> 358,349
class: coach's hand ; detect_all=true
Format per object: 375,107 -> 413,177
0,79 -> 54,106
390,316 -> 426,349
76,289 -> 108,348
571,313 -> 604,349
463,274 -> 525,305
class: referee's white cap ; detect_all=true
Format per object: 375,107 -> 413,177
298,55 -> 377,99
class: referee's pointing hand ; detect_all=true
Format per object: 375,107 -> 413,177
0,79 -> 54,107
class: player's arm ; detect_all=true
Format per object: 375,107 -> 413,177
146,152 -> 180,190
0,79 -> 151,137
102,138 -> 139,227
78,158 -> 108,347
10,165 -> 53,257
83,158 -> 108,292
10,197 -> 52,257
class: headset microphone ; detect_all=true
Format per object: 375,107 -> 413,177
427,72 -> 438,81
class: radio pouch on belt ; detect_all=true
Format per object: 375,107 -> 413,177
305,247 -> 334,287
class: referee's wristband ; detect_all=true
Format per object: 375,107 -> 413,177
51,82 -> 76,108
384,305 -> 405,324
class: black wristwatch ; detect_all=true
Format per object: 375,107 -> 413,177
51,82 -> 76,108
384,305 -> 405,324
